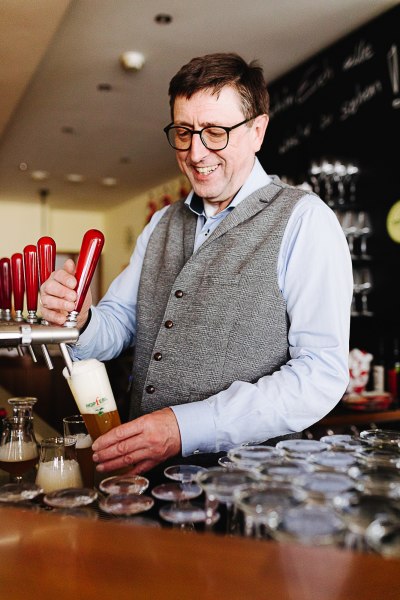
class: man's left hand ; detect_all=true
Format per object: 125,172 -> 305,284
91,408 -> 182,474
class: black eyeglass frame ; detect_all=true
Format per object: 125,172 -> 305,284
163,117 -> 257,151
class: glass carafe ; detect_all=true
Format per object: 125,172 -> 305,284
0,416 -> 39,483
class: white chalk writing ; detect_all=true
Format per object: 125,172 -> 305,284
343,40 -> 374,70
340,80 -> 383,120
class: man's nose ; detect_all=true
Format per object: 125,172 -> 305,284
188,132 -> 210,162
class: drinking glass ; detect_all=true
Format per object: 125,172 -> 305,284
258,460 -> 309,484
162,464 -> 206,502
0,416 -> 39,483
63,358 -> 121,440
227,444 -> 279,470
307,450 -> 356,473
99,474 -> 149,495
63,415 -> 94,488
158,503 -> 212,530
275,439 -> 328,460
43,487 -> 98,508
196,467 -> 259,533
8,397 -> 38,418
358,267 -> 373,316
268,504 -> 346,547
365,516 -> 400,558
98,493 -> 154,517
234,482 -> 301,539
292,472 -> 356,504
0,482 -> 43,503
357,211 -> 372,259
154,464 -> 206,529
358,429 -> 400,449
333,491 -> 400,552
348,465 -> 400,497
341,210 -> 358,258
35,436 -> 83,493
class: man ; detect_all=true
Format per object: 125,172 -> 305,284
40,53 -> 353,475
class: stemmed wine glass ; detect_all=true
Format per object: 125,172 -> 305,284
358,267 -> 373,316
154,464 -> 207,530
341,210 -> 358,258
357,212 -> 372,259
196,467 -> 260,534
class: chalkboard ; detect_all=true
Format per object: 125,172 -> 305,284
259,4 -> 400,361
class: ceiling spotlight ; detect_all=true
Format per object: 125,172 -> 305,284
66,173 -> 84,183
119,51 -> 146,72
154,13 -> 172,24
31,170 -> 49,181
101,177 -> 117,187
19,162 -> 28,171
97,83 -> 112,91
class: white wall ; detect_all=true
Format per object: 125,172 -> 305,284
0,174 -> 186,302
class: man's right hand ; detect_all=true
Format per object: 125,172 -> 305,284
39,258 -> 92,329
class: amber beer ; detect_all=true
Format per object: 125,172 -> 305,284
63,359 -> 121,441
0,442 -> 38,477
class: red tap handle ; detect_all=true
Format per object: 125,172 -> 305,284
0,258 -> 12,310
74,229 -> 104,313
11,253 -> 25,312
37,236 -> 56,285
23,245 -> 39,312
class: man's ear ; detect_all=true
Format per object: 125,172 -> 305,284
253,114 -> 269,152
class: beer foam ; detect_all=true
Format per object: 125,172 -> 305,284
63,358 -> 117,415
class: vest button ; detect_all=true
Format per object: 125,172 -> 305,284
164,320 -> 173,329
175,290 -> 184,298
146,385 -> 155,394
153,352 -> 162,361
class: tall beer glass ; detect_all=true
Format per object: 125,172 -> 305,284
63,415 -> 95,488
63,359 -> 121,440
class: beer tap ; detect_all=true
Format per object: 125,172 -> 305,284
23,244 -> 52,369
0,258 -> 12,322
11,253 -> 26,357
64,229 -> 105,329
36,235 -> 73,373
37,236 -> 56,325
60,229 -> 104,375
11,253 -> 25,322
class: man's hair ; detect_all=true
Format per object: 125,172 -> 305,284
168,52 -> 270,120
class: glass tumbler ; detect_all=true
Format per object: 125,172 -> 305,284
63,415 -> 94,488
35,436 -> 83,493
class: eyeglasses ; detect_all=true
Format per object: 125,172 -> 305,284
163,117 -> 256,151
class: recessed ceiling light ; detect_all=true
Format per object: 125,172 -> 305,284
101,177 -> 117,187
19,162 -> 28,171
97,83 -> 112,91
30,170 -> 49,181
66,173 -> 84,183
61,125 -> 75,134
154,13 -> 172,24
120,51 -> 145,71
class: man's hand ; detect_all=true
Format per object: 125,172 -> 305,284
39,258 -> 92,329
91,408 -> 182,474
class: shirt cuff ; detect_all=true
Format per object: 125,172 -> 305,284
171,401 -> 216,456
70,306 -> 99,359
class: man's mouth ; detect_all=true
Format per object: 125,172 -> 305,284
193,165 -> 219,175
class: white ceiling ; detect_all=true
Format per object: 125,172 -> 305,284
0,0 -> 398,209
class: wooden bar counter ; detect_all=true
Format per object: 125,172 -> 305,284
1,504 -> 400,600
1,385 -> 400,599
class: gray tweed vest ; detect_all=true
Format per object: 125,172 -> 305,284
129,177 -> 305,441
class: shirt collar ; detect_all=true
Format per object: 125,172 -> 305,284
185,157 -> 271,217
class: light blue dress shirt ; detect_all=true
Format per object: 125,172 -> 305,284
73,158 -> 353,455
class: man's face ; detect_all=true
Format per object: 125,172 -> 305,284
173,86 -> 268,208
